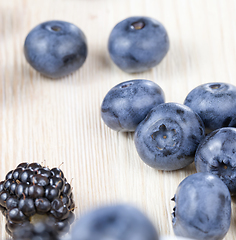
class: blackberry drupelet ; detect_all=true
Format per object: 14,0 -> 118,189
0,162 -> 75,237
12,220 -> 60,240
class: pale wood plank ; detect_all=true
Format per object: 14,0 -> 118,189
1,0 -> 236,239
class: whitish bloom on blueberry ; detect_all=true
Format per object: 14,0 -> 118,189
24,20 -> 87,79
195,127 -> 236,195
184,82 -> 236,132
134,103 -> 205,170
172,173 -> 231,240
70,204 -> 159,240
108,16 -> 169,73
101,79 -> 165,132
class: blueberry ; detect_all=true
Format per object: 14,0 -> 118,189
101,79 -> 165,132
24,20 -> 87,79
184,82 -> 236,132
134,103 -> 205,170
195,127 -> 236,195
161,237 -> 194,240
108,16 -> 169,73
172,172 -> 231,240
70,204 -> 159,240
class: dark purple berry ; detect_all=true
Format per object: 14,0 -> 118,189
17,162 -> 29,169
8,208 -> 28,223
10,181 -> 17,195
0,190 -> 10,207
5,170 -> 13,180
19,198 -> 36,217
0,180 -> 5,193
45,186 -> 60,201
62,182 -> 72,196
55,219 -> 70,234
0,162 -> 75,236
37,167 -> 52,178
61,196 -> 71,207
28,185 -> 44,199
4,179 -> 14,191
28,162 -> 42,171
20,169 -> 35,183
50,198 -> 69,220
6,196 -> 19,210
49,177 -> 65,191
32,174 -> 50,186
35,198 -> 51,214
12,168 -> 24,180
51,168 -> 64,179
15,183 -> 30,198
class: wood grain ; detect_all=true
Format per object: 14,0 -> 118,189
1,0 -> 236,239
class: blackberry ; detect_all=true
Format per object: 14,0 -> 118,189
0,162 -> 75,237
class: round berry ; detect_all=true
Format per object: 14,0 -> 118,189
17,162 -> 29,169
184,82 -> 236,132
51,167 -> 65,179
37,167 -> 52,178
6,196 -> 19,210
0,181 -> 5,193
18,198 -> 36,217
0,162 -> 75,236
55,219 -> 70,234
50,198 -> 69,220
24,20 -> 87,79
101,79 -> 165,132
15,183 -> 30,198
172,173 -> 231,240
28,163 -> 42,171
12,168 -> 24,180
134,102 -> 205,170
195,127 -> 236,195
32,174 -> 50,187
71,204 -> 159,240
0,190 -> 10,208
62,182 -> 72,196
45,186 -> 60,201
108,16 -> 169,73
19,169 -> 35,183
28,185 -> 44,199
35,198 -> 51,214
8,208 -> 28,223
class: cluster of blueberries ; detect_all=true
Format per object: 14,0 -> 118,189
101,80 -> 236,240
6,13 -> 236,240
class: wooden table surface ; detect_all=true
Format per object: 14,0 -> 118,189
1,0 -> 236,239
